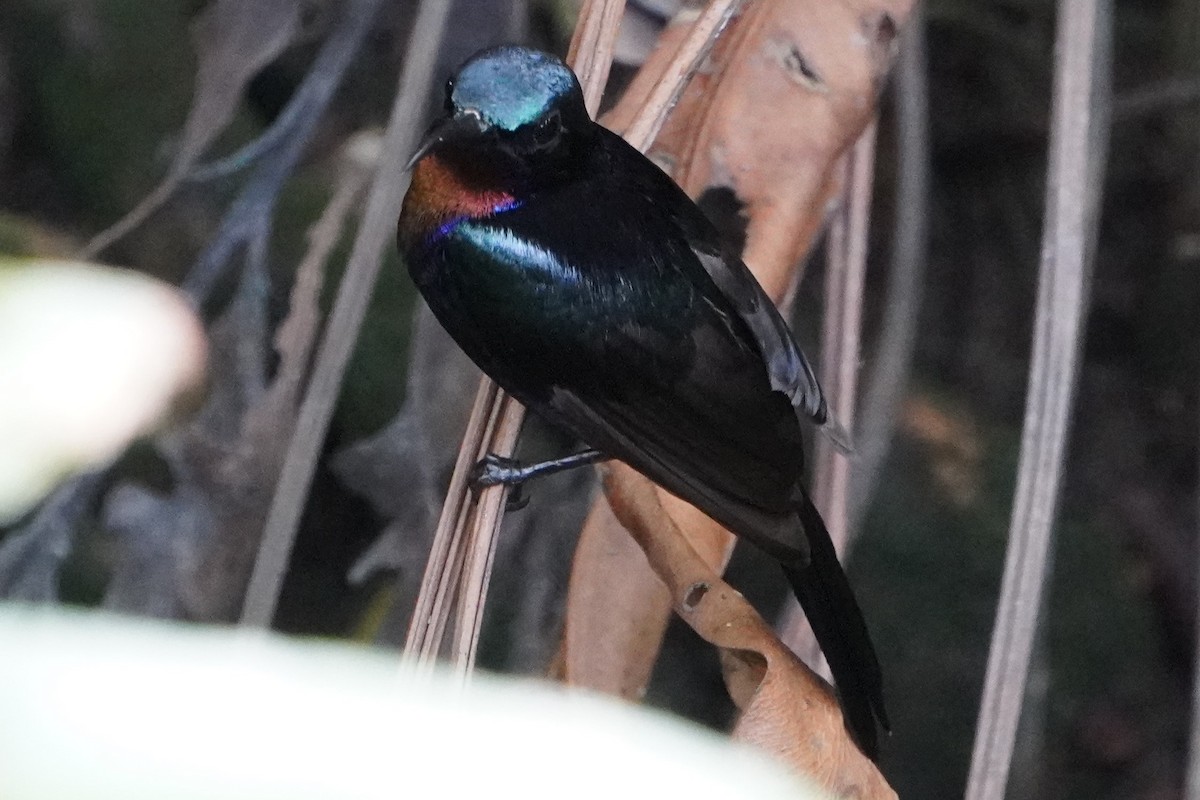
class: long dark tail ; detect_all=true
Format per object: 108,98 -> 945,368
782,494 -> 889,760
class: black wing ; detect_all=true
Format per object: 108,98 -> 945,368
601,128 -> 851,452
542,330 -> 811,562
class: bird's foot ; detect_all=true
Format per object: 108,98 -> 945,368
469,453 -> 524,488
469,449 -> 607,512
469,454 -> 531,511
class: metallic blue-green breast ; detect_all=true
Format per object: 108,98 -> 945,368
412,217 -> 699,397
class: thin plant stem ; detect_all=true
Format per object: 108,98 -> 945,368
964,0 -> 1112,796
778,123 -> 877,666
404,379 -> 499,656
849,7 -> 930,535
1187,391 -> 1200,798
816,123 -> 877,549
240,0 -> 455,628
450,393 -> 525,678
620,0 -> 742,150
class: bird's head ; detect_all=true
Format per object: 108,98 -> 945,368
405,46 -> 593,183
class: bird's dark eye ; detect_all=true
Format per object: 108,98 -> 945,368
529,110 -> 563,149
443,78 -> 455,114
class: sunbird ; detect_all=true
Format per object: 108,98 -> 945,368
398,45 -> 887,758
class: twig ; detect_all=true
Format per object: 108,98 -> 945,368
267,138 -> 378,410
183,0 -> 385,305
568,0 -> 627,116
186,104 -> 309,184
1113,74 -> 1200,119
778,122 -> 877,666
1177,21 -> 1200,792
404,378 -> 500,661
964,1 -> 1113,797
0,470 -> 106,601
620,0 -> 742,150
239,0 -> 455,629
236,224 -> 272,403
849,6 -> 930,534
449,393 -> 524,678
815,124 -> 876,547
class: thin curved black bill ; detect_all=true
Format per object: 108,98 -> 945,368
403,111 -> 488,172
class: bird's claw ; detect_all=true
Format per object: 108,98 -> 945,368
469,453 -> 522,487
469,454 -> 530,512
504,485 -> 530,511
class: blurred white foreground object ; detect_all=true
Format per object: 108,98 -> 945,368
0,606 -> 825,800
0,259 -> 206,523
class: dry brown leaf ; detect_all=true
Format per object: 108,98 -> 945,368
555,495 -> 673,696
634,0 -> 906,293
83,0 -> 302,257
601,463 -> 895,799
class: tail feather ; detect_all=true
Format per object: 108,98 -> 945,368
783,494 -> 888,760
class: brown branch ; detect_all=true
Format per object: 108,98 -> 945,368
404,378 -> 501,662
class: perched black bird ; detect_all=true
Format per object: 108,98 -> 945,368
398,45 -> 887,757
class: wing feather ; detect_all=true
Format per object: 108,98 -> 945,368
598,128 -> 852,451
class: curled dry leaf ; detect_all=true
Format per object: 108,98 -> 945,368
601,463 -> 895,800
560,0 -> 912,785
609,0 -> 908,295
